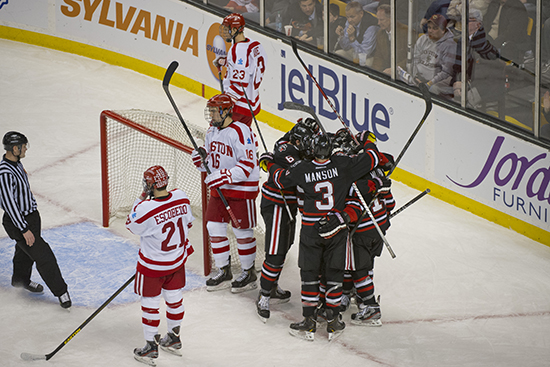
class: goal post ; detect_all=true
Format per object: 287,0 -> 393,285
100,109 -> 264,276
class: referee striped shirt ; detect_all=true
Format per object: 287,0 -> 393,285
0,155 -> 37,232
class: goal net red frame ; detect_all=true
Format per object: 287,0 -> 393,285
100,110 -> 265,277
100,110 -> 214,275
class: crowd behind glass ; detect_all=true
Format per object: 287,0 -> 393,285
189,0 -> 550,143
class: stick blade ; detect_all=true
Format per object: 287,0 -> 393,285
21,352 -> 47,361
162,61 -> 179,89
282,101 -> 313,114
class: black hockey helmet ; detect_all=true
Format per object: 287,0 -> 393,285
300,117 -> 320,134
3,131 -> 28,152
313,134 -> 333,160
332,128 -> 359,155
289,123 -> 314,153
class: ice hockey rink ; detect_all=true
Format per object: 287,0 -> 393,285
1,39 -> 549,367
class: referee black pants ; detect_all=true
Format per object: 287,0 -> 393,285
3,211 -> 68,297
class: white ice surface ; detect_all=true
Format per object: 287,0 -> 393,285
1,39 -> 549,367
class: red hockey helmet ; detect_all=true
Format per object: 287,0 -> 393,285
143,165 -> 169,190
220,13 -> 245,42
205,93 -> 234,127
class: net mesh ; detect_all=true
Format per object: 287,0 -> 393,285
102,109 -> 264,273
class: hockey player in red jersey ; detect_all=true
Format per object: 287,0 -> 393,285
256,121 -> 316,323
126,165 -> 195,365
215,13 -> 267,127
192,93 -> 260,293
261,132 -> 383,341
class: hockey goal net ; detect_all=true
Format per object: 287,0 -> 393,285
100,110 -> 264,276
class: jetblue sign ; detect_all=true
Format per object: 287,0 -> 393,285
276,55 -> 392,142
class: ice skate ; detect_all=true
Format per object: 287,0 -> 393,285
206,264 -> 232,291
256,293 -> 270,323
58,291 -> 72,309
270,284 -> 291,304
160,326 -> 182,356
12,280 -> 44,293
326,311 -> 345,341
230,265 -> 257,293
134,334 -> 160,366
339,293 -> 351,313
351,303 -> 382,326
289,316 -> 316,341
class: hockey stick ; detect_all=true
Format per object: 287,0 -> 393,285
240,83 -> 268,152
163,61 -> 241,228
282,101 -> 326,134
388,82 -> 432,177
20,274 -> 136,361
389,188 -> 430,219
240,84 -> 294,221
218,66 -> 224,92
290,40 -> 354,141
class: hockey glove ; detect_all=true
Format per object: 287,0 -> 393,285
205,169 -> 233,190
356,130 -> 377,147
380,153 -> 395,173
213,57 -> 227,68
368,176 -> 392,194
192,147 -> 207,170
316,211 -> 350,239
259,152 -> 274,172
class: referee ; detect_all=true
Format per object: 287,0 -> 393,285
0,131 -> 71,308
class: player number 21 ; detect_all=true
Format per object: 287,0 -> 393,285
161,217 -> 186,251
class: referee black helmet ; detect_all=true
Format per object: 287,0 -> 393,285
3,131 -> 28,152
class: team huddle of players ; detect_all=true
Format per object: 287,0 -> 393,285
125,11 -> 395,366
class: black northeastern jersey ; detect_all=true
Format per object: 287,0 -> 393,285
270,149 -> 380,236
261,138 -> 300,206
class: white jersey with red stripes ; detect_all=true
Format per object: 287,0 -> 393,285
223,37 -> 266,117
126,189 -> 195,278
205,121 -> 259,199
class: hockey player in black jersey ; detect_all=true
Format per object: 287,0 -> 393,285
256,122 -> 315,323
316,130 -> 395,327
261,132 -> 383,341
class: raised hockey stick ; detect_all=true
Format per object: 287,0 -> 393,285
290,40 -> 354,141
282,101 -> 326,134
239,83 -> 268,152
388,82 -> 432,177
217,66 -> 224,92
389,188 -> 430,219
163,61 -> 241,228
20,274 -> 136,361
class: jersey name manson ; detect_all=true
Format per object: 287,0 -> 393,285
154,205 -> 188,225
304,168 -> 339,183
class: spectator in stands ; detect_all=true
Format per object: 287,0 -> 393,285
447,7 -> 499,107
484,0 -> 529,63
406,14 -> 455,98
288,0 -> 323,44
328,3 -> 347,51
371,4 -> 416,74
335,1 -> 379,63
420,0 -> 451,33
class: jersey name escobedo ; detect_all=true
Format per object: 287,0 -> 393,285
126,189 -> 195,277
